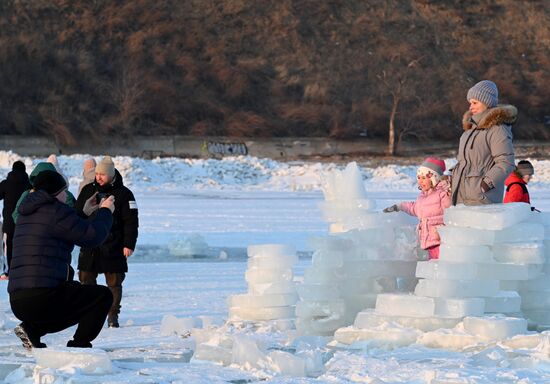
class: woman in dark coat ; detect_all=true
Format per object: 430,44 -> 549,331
8,170 -> 115,349
0,160 -> 31,278
75,156 -> 139,328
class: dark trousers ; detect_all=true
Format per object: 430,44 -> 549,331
10,281 -> 113,343
79,271 -> 125,320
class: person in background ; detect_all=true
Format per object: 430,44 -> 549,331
78,158 -> 97,197
504,160 -> 535,207
8,170 -> 114,349
76,156 -> 139,328
451,80 -> 516,206
0,161 -> 31,279
12,162 -> 76,225
383,158 -> 451,260
47,154 -> 67,182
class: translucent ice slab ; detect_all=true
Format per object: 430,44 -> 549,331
517,276 -> 550,292
375,293 -> 484,318
303,267 -> 346,284
444,203 -> 532,230
520,291 -> 550,311
296,284 -> 341,301
249,281 -> 296,295
494,222 -> 545,243
439,226 -> 495,246
33,348 -> 112,374
295,299 -> 345,319
476,262 -> 542,280
439,244 -> 494,262
340,276 -> 397,294
247,254 -> 298,269
414,278 -> 499,298
418,328 -> 481,350
296,315 -> 347,336
463,315 -> 527,340
343,260 -> 417,278
416,261 -> 478,280
311,250 -> 347,268
193,343 -> 232,365
245,268 -> 293,284
269,350 -> 306,377
229,305 -> 295,321
484,291 -> 522,313
375,294 -> 435,317
229,293 -> 298,308
523,310 -> 550,326
354,309 -> 461,332
333,325 -> 421,347
492,243 -> 546,264
417,260 -> 542,280
247,244 -> 296,258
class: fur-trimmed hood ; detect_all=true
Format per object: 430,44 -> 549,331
462,104 -> 518,131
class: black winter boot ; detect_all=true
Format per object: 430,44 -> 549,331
108,286 -> 122,328
14,323 -> 46,350
67,340 -> 92,348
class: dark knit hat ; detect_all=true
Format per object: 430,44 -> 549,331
467,80 -> 498,108
516,160 -> 534,177
12,160 -> 26,172
33,170 -> 67,196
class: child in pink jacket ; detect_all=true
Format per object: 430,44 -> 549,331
383,158 -> 451,260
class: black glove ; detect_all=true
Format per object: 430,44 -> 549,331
383,204 -> 399,213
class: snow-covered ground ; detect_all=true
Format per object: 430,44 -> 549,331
1,151 -> 550,383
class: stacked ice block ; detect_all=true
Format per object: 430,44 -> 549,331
228,244 -> 298,322
501,212 -> 550,328
335,203 -> 539,347
295,163 -> 418,336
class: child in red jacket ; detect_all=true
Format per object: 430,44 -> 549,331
503,160 -> 533,204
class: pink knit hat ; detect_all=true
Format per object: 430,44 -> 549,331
417,157 -> 446,186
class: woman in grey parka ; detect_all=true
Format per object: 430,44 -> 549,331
451,80 -> 516,205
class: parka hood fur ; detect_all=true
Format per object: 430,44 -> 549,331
462,104 -> 518,131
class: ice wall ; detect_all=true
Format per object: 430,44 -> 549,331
295,163 -> 418,336
335,203 -> 544,348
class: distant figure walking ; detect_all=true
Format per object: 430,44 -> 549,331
383,158 -> 451,260
78,158 -> 97,197
0,161 -> 31,279
451,80 -> 516,205
8,170 -> 114,349
76,156 -> 139,328
503,160 -> 535,206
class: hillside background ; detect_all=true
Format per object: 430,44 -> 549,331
0,0 -> 548,148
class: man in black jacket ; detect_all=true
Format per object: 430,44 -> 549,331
0,161 -> 31,279
9,170 -> 115,349
75,156 -> 139,328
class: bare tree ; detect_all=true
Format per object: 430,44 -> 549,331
378,56 -> 423,156
101,64 -> 146,135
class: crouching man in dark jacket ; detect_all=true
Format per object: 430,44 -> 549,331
8,170 -> 115,349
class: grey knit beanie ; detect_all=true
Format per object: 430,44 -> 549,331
467,80 -> 498,108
